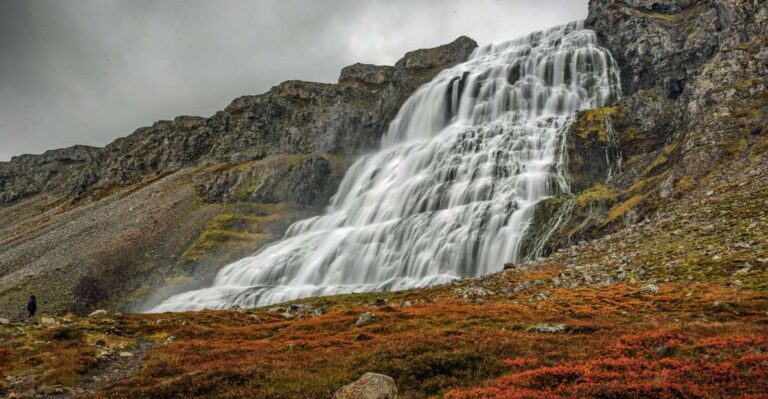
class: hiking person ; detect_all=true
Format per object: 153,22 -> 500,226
27,295 -> 37,317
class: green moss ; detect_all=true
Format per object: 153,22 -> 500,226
605,195 -> 643,225
619,3 -> 706,23
179,202 -> 309,263
575,184 -> 617,210
574,107 -> 619,143
643,143 -> 678,176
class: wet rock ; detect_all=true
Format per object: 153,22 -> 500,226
333,372 -> 398,399
355,312 -> 375,327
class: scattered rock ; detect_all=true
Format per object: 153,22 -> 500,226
455,286 -> 493,299
39,385 -> 64,395
356,312 -> 375,327
641,284 -> 659,294
333,372 -> 398,399
118,352 -> 135,358
249,314 -> 262,323
526,323 -> 567,334
400,301 -> 412,308
374,296 -> 388,306
313,308 -> 325,317
39,317 -> 58,327
95,339 -> 106,347
89,309 -> 108,317
655,345 -> 677,357
0,317 -> 10,325
229,305 -> 245,313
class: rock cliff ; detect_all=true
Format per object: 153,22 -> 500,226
524,0 -> 767,258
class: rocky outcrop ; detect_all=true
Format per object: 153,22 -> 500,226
0,37 -> 477,317
587,0 -> 767,99
522,0 -> 768,260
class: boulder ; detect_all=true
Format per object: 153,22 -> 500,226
526,323 -> 567,334
89,309 -> 108,317
333,372 -> 398,399
355,312 -> 375,327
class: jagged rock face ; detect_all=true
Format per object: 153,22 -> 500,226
587,0 -> 767,99
0,36 -> 477,206
524,0 -> 768,259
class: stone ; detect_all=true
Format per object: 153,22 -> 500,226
655,345 -> 677,357
94,339 -> 106,347
400,301 -> 412,308
355,312 -> 375,327
118,351 -> 135,358
641,284 -> 659,294
89,309 -> 108,317
374,296 -> 387,306
0,317 -> 10,325
39,317 -> 58,327
333,372 -> 398,399
526,323 -> 567,334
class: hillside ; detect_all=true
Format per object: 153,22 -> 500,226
1,0 -> 767,397
0,37 -> 478,316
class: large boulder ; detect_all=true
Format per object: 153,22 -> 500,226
333,373 -> 398,399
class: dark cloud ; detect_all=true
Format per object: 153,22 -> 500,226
0,0 -> 587,161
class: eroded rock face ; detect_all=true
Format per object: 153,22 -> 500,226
521,0 -> 767,260
587,0 -> 767,99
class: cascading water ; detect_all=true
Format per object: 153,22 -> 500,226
152,21 -> 621,312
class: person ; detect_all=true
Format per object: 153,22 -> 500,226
27,295 -> 37,317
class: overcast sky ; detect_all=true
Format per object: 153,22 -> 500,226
0,0 -> 587,161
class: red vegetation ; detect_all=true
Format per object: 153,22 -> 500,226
446,332 -> 768,398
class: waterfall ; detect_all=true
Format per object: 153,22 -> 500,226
152,21 -> 621,312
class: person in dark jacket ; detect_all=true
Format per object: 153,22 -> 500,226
27,295 -> 37,317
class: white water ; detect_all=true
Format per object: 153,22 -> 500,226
152,21 -> 621,312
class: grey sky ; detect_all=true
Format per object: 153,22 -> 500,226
0,0 -> 587,161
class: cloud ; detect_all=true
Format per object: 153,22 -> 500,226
0,0 -> 587,161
